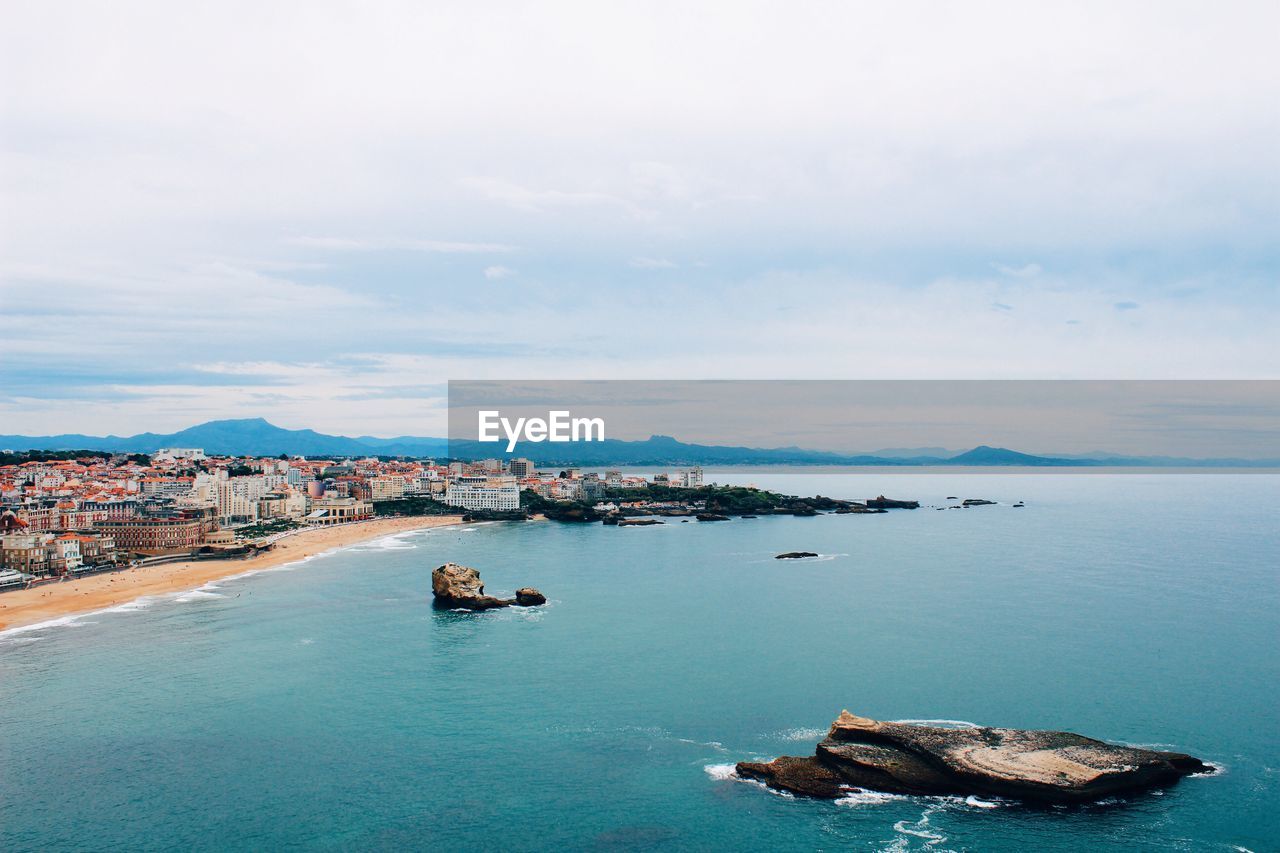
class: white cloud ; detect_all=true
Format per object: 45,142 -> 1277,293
630,257 -> 677,269
483,265 -> 516,280
992,262 -> 1043,279
285,236 -> 515,253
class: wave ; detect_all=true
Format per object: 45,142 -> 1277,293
703,764 -> 794,798
703,763 -> 738,781
351,531 -> 422,551
835,789 -> 909,807
174,589 -> 225,603
0,596 -> 157,638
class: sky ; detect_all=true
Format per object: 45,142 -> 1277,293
2,1 -> 1278,438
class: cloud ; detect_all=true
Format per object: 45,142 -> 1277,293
1,4 -> 1277,435
286,236 -> 514,253
462,177 -> 643,217
993,262 -> 1043,278
483,265 -> 516,280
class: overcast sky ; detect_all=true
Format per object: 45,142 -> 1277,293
2,1 -> 1277,437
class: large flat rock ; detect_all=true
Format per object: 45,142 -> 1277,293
736,710 -> 1210,803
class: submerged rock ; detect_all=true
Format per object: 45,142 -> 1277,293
431,562 -> 546,611
776,551 -> 819,559
735,710 -> 1210,803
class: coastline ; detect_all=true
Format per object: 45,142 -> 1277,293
0,514 -> 464,634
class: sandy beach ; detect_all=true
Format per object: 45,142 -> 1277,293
0,515 -> 464,633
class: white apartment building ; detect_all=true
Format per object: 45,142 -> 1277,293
370,476 -> 407,501
680,466 -> 704,487
216,477 -> 269,523
153,448 -> 207,462
443,475 -> 520,511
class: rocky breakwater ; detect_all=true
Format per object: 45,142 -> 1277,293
431,562 -> 546,611
736,710 -> 1210,803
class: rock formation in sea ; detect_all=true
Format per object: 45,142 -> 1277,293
696,513 -> 730,521
431,562 -> 546,610
735,710 -> 1209,803
962,498 -> 997,506
866,496 -> 921,509
775,552 -> 819,559
515,588 -> 546,606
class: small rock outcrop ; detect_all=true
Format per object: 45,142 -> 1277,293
515,587 -> 546,606
618,517 -> 664,526
866,496 -> 920,509
735,710 -> 1210,803
431,563 -> 546,610
776,552 -> 819,559
696,513 -> 730,521
962,498 -> 997,506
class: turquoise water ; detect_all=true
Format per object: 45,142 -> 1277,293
1,474 -> 1277,852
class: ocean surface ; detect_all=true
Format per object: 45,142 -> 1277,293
1,473 -> 1277,852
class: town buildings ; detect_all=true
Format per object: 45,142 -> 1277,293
0,444 -> 706,579
443,475 -> 520,511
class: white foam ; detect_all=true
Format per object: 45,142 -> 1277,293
773,722 -> 824,737
835,789 -> 908,807
891,805 -> 950,848
352,531 -> 420,551
891,719 -> 979,729
174,589 -> 224,603
679,738 -> 727,751
963,795 -> 1001,809
703,763 -> 794,798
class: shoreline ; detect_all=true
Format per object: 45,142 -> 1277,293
0,515 -> 465,634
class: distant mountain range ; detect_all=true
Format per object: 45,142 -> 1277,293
1,418 -> 1275,467
0,418 -> 450,459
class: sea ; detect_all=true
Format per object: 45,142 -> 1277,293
1,472 -> 1276,852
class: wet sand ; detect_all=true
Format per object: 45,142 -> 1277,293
0,515 -> 464,632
